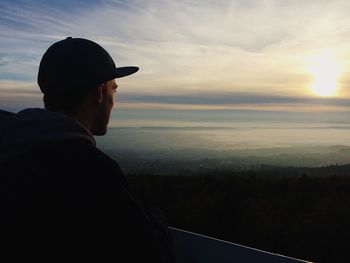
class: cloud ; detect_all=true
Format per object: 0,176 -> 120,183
119,92 -> 350,106
0,80 -> 41,111
114,91 -> 350,112
2,0 -> 350,110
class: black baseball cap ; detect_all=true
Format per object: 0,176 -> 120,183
38,37 -> 139,94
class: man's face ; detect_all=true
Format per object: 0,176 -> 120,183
92,79 -> 117,135
104,79 -> 118,110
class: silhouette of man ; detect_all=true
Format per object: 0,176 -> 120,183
0,37 -> 171,262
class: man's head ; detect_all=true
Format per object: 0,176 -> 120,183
37,37 -> 138,135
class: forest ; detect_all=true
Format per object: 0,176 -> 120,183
127,164 -> 350,263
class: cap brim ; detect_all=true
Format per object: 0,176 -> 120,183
115,66 -> 139,78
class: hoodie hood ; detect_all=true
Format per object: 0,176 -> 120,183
0,108 -> 95,162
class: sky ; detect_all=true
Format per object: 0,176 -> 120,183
2,0 -> 350,122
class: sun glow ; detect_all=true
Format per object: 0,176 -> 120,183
308,54 -> 341,97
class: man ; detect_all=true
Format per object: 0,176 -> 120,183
0,37 -> 170,262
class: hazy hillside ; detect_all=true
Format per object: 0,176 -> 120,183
96,126 -> 350,174
100,145 -> 350,175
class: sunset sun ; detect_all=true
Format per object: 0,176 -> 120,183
308,55 -> 341,97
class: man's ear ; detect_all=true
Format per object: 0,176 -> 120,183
97,84 -> 104,103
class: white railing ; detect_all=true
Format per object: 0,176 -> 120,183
170,227 -> 313,263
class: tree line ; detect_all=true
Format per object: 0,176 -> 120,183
128,167 -> 350,263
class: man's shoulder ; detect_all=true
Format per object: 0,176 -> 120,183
3,139 -> 125,183
51,140 -> 124,175
2,139 -> 129,194
53,140 -> 116,163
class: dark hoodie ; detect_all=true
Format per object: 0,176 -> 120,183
0,108 -> 170,262
0,108 -> 95,162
